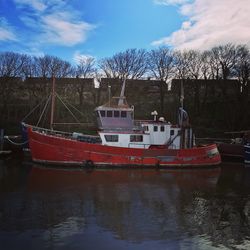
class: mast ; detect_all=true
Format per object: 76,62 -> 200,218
179,78 -> 185,148
118,78 -> 126,106
50,76 -> 56,130
180,78 -> 184,109
178,79 -> 185,127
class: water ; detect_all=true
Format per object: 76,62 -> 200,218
1,156 -> 250,250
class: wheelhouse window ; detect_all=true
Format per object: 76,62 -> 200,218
143,126 -> 149,131
130,135 -> 143,142
104,134 -> 118,142
154,126 -> 158,132
100,110 -> 105,117
114,110 -> 120,117
170,130 -> 175,136
160,126 -> 165,132
107,111 -> 112,117
121,111 -> 127,118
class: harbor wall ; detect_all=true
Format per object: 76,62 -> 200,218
0,77 -> 249,136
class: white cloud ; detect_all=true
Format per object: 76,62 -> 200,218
14,0 -> 96,47
73,51 -> 95,64
0,18 -> 17,41
154,0 -> 191,5
14,0 -> 47,11
152,0 -> 250,50
41,12 -> 95,46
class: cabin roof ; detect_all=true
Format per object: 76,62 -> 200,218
95,96 -> 132,111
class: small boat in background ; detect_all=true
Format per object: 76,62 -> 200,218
25,78 -> 221,168
216,130 -> 250,164
0,128 -> 10,156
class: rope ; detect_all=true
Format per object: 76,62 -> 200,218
64,99 -> 90,124
36,94 -> 51,126
59,97 -> 85,116
22,90 -> 88,128
22,95 -> 50,122
55,92 -> 90,123
4,136 -> 28,146
56,93 -> 81,124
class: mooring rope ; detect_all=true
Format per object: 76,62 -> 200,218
4,136 -> 28,146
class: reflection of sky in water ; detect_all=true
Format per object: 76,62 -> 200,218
1,161 -> 250,249
49,217 -> 86,244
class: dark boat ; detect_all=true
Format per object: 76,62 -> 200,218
217,131 -> 250,163
217,142 -> 244,161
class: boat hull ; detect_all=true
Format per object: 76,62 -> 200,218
28,128 -> 221,168
217,142 -> 244,161
245,144 -> 250,164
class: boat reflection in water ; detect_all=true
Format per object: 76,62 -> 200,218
25,165 -> 222,248
2,161 -> 250,249
28,164 -> 221,191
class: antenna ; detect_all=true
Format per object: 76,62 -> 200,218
108,85 -> 111,106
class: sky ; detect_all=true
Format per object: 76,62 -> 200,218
0,0 -> 250,64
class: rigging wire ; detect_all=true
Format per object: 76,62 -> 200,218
36,94 -> 51,126
61,99 -> 90,124
22,95 -> 49,122
55,93 -> 82,124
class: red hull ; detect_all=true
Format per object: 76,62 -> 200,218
28,127 -> 221,168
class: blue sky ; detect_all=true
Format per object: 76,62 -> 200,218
0,0 -> 250,64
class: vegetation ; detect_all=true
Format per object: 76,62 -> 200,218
1,44 -> 249,81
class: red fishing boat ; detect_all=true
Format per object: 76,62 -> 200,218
26,78 -> 221,168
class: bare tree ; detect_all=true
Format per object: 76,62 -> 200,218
208,48 -> 221,80
233,45 -> 250,91
200,50 -> 213,80
0,52 -> 26,119
185,50 -> 204,80
232,45 -> 250,127
99,48 -> 147,80
147,47 -> 174,81
172,50 -> 190,79
74,56 -> 96,105
98,57 -> 119,78
199,50 -> 214,111
0,52 -> 27,77
20,55 -> 38,78
185,50 -> 204,114
75,57 -> 96,78
147,47 -> 175,114
173,50 -> 204,114
52,58 -> 72,78
36,55 -> 72,78
210,44 -> 238,80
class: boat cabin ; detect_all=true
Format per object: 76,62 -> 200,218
140,122 -> 181,148
94,80 -> 191,150
95,96 -> 135,131
98,119 -> 182,149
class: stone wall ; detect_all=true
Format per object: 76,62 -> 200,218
0,77 -> 249,135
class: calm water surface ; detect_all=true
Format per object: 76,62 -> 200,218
1,156 -> 250,250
